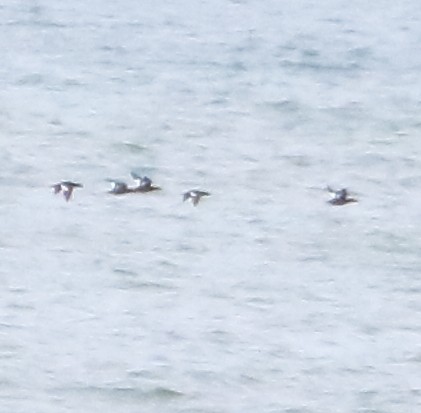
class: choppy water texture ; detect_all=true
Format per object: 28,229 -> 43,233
1,1 -> 421,412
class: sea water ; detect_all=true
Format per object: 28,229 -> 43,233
0,1 -> 421,412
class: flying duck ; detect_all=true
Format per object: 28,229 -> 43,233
130,172 -> 161,192
51,181 -> 83,202
183,190 -> 210,206
107,179 -> 135,195
326,186 -> 357,206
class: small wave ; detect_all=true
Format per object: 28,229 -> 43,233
16,74 -> 44,86
145,386 -> 184,400
113,268 -> 137,276
281,58 -> 361,73
117,279 -> 175,291
114,141 -> 147,154
62,384 -> 183,402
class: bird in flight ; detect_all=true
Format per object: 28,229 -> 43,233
183,190 -> 211,206
51,181 -> 83,202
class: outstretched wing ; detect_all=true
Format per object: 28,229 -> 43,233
326,185 -> 337,195
130,172 -> 143,187
52,183 -> 62,194
183,191 -> 192,202
326,186 -> 346,200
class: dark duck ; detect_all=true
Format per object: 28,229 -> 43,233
326,186 -> 357,206
183,190 -> 210,206
130,172 -> 161,193
107,179 -> 134,195
107,173 -> 161,195
51,181 -> 83,202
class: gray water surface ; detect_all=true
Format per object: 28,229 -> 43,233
1,1 -> 421,412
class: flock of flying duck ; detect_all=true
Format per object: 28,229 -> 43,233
51,172 -> 211,206
51,173 -> 357,207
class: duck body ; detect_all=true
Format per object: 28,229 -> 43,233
183,190 -> 210,206
107,173 -> 161,195
107,180 -> 135,195
327,186 -> 357,206
130,173 -> 161,193
52,181 -> 83,202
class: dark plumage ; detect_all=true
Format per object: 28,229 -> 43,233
107,173 -> 161,195
130,172 -> 161,192
107,180 -> 135,195
183,190 -> 210,206
327,186 -> 357,206
51,181 -> 83,202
